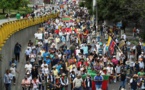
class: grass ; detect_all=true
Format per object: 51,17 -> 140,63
0,7 -> 32,19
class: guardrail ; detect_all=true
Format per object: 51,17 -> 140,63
0,13 -> 59,50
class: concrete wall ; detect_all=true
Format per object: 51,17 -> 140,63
0,24 -> 41,89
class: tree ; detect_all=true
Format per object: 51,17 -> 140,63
0,0 -> 29,14
82,0 -> 145,27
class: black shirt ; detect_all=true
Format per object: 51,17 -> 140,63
121,73 -> 126,81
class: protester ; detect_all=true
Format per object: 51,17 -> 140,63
14,42 -> 21,62
4,70 -> 12,90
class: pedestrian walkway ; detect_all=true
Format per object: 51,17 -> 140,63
0,18 -> 16,25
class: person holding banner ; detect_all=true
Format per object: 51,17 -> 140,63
94,72 -> 103,90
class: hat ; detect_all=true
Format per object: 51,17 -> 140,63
133,74 -> 138,77
125,61 -> 130,65
53,66 -> 56,68
103,67 -> 107,70
62,73 -> 66,76
113,55 -> 116,57
11,63 -> 15,66
56,76 -> 60,79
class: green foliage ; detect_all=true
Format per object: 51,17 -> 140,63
79,2 -> 85,7
82,0 -> 145,23
0,0 -> 30,11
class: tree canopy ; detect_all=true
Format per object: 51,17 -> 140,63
0,0 -> 29,12
80,0 -> 145,23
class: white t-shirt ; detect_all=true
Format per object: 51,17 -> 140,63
107,67 -> 113,75
41,64 -> 48,69
10,67 -> 16,76
25,64 -> 32,72
73,78 -> 83,88
76,49 -> 80,56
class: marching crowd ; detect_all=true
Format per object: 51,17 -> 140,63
3,1 -> 145,90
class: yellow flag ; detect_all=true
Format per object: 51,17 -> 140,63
106,36 -> 112,46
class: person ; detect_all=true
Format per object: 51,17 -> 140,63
60,73 -> 69,90
31,66 -> 38,79
73,75 -> 83,90
54,76 -> 61,90
9,63 -> 19,84
94,72 -> 103,90
31,77 -> 39,90
14,42 -> 21,62
25,61 -> 32,72
84,74 -> 92,90
5,13 -> 10,21
70,71 -> 76,89
16,12 -> 21,20
47,72 -> 55,89
119,71 -> 126,90
9,58 -> 17,68
38,70 -> 45,90
4,70 -> 12,90
130,74 -> 138,90
25,47 -> 31,61
21,76 -> 31,90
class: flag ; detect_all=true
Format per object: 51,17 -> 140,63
62,16 -> 71,22
109,40 -> 116,55
106,36 -> 116,55
106,36 -> 112,46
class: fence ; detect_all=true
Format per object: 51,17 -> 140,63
0,13 -> 59,50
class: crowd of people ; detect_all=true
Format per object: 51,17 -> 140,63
3,1 -> 145,90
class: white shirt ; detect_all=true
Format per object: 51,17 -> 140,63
32,79 -> 39,89
10,67 -> 16,76
139,61 -> 144,68
41,64 -> 48,69
115,66 -> 121,73
107,67 -> 113,75
43,68 -> 49,75
76,49 -> 80,56
73,78 -> 83,88
25,64 -> 32,72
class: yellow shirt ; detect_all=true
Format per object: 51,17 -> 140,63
53,69 -> 58,76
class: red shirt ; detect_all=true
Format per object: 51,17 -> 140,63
55,29 -> 59,34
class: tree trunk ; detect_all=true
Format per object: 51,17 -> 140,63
2,8 -> 5,14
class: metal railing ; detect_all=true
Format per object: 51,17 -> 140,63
0,13 -> 59,50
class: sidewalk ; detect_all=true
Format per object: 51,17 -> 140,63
0,18 -> 17,25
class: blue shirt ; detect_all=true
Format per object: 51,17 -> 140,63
83,46 -> 88,54
43,52 -> 49,61
56,64 -> 62,73
44,59 -> 51,65
25,49 -> 31,55
94,75 -> 103,85
4,74 -> 13,84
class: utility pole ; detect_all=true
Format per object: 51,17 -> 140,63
95,0 -> 98,27
93,0 -> 96,26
